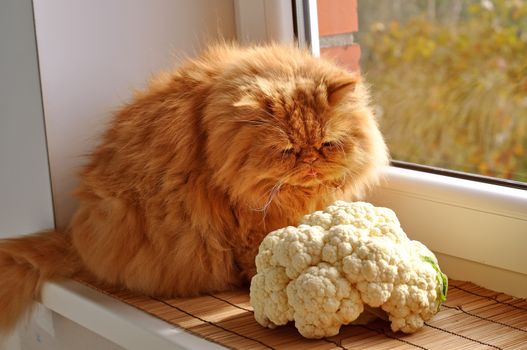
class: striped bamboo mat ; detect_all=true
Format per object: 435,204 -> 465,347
76,277 -> 527,349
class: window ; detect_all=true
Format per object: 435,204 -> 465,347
288,0 -> 527,297
313,0 -> 527,185
237,0 -> 525,297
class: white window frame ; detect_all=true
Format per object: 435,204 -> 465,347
235,0 -> 527,298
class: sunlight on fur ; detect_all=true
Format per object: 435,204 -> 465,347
0,43 -> 388,333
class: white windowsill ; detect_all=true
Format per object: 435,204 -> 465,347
40,280 -> 226,350
38,167 -> 526,349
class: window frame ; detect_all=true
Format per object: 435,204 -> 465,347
234,0 -> 527,298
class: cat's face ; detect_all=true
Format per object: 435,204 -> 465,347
204,48 -> 388,207
233,77 -> 361,189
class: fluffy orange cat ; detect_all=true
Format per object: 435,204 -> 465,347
0,43 -> 388,332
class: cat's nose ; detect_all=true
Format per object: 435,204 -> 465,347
302,154 -> 318,164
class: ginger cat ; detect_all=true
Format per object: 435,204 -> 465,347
0,43 -> 388,332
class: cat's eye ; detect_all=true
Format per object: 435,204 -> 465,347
282,147 -> 295,156
322,141 -> 338,149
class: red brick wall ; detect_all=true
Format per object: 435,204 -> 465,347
317,0 -> 360,71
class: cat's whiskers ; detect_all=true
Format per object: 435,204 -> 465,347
320,164 -> 353,190
253,180 -> 284,213
250,176 -> 292,229
333,172 -> 350,190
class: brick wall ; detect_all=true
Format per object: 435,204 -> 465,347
317,0 -> 360,71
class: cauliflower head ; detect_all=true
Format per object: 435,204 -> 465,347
250,201 -> 448,339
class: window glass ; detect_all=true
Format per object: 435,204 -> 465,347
317,0 -> 527,183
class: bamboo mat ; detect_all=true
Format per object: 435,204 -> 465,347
76,277 -> 527,350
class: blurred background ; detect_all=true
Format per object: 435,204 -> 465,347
319,0 -> 527,182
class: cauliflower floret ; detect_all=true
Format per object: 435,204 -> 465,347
255,225 -> 326,279
286,263 -> 363,338
250,225 -> 325,327
250,267 -> 292,327
250,201 -> 448,338
301,200 -> 407,242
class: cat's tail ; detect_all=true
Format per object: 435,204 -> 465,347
0,230 -> 80,333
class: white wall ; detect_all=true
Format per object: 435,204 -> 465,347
33,0 -> 236,228
0,0 -> 54,238
5,2 -> 235,349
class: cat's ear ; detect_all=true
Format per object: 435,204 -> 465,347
327,75 -> 359,105
233,95 -> 260,109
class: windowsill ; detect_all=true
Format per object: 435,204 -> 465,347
41,280 -> 226,350
39,166 -> 526,349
